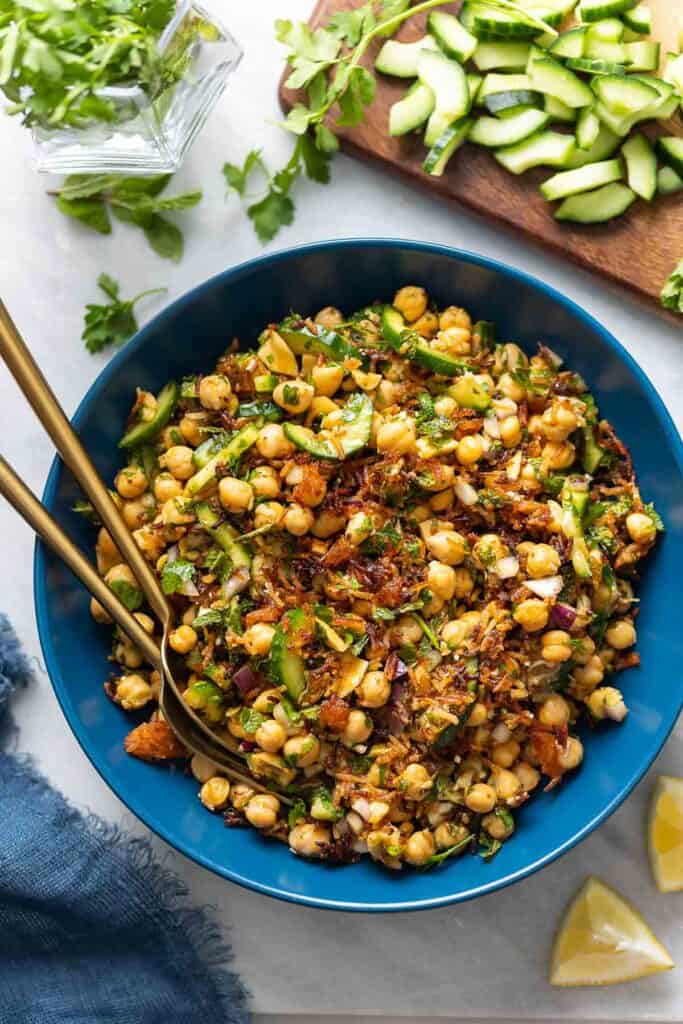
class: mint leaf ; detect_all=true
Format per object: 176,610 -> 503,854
108,578 -> 143,612
55,197 -> 112,235
160,558 -> 196,595
142,214 -> 184,262
240,707 -> 267,734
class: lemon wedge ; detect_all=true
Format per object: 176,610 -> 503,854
550,876 -> 674,986
649,775 -> 683,893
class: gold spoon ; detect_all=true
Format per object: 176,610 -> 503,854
0,300 -> 287,799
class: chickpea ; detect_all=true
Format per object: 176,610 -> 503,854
254,501 -> 285,530
439,305 -> 471,332
499,415 -> 522,448
315,305 -> 343,328
199,374 -> 232,410
587,686 -> 628,723
243,623 -> 276,656
342,710 -> 373,747
245,793 -> 280,829
526,543 -> 561,579
456,434 -> 484,466
312,509 -> 345,538
513,599 -> 549,633
390,614 -> 423,646
571,634 -> 596,665
311,363 -> 344,397
250,465 -> 280,499
96,527 -> 120,575
491,739 -> 521,769
452,567 -> 474,599
218,477 -> 254,514
104,563 -> 137,589
482,811 -> 514,841
542,441 -> 575,470
154,472 -> 182,503
436,327 -> 471,356
115,465 -> 147,499
626,512 -> 656,545
442,616 -> 477,649
283,503 -> 315,537
255,719 -> 287,753
229,783 -> 255,811
376,417 -> 416,456
426,561 -> 457,601
394,285 -> 427,323
542,629 -> 572,663
191,753 -> 222,783
272,702 -> 304,737
256,423 -> 295,460
161,497 -> 194,527
284,734 -> 321,767
252,688 -> 281,714
413,310 -> 439,338
345,511 -> 374,546
558,736 -> 583,772
357,670 -> 391,708
273,379 -> 314,415
179,413 -> 207,447
200,777 -> 232,811
538,693 -> 571,728
159,445 -> 195,481
465,783 -> 497,814
429,489 -> 454,513
404,829 -> 436,866
90,597 -> 112,624
606,619 -> 637,650
472,533 -> 507,569
467,702 -> 488,728
421,463 -> 456,493
289,822 -> 330,857
424,529 -> 466,566
434,395 -> 457,417
514,761 -> 540,792
435,821 -> 469,851
399,763 -> 432,801
497,372 -> 526,403
540,403 -> 578,442
169,624 -> 198,655
572,655 -> 604,695
133,525 -> 165,562
116,673 -> 153,710
113,635 -> 143,670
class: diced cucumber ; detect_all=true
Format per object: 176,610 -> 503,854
550,27 -> 587,59
389,82 -> 435,136
657,165 -> 683,195
663,53 -> 683,94
428,11 -> 478,63
623,40 -> 659,71
576,106 -> 600,148
269,610 -> 307,702
282,424 -> 339,460
528,55 -> 594,106
418,49 -> 470,146
185,424 -> 260,497
467,73 -> 484,103
567,57 -> 626,74
480,72 -> 536,97
423,117 -> 473,175
237,400 -> 282,422
555,181 -> 636,221
594,100 -> 633,134
622,3 -> 651,34
584,39 -> 627,63
544,95 -> 577,122
470,106 -> 549,145
449,374 -> 492,410
495,129 -> 576,173
656,137 -> 683,177
540,157 -> 623,199
284,392 -> 373,460
381,304 -> 406,348
586,17 -> 624,41
565,122 -> 620,166
472,40 -> 531,71
278,320 -> 359,362
409,342 -> 468,376
621,133 -> 656,199
196,505 -> 252,570
375,34 -> 438,78
254,373 -> 278,394
467,2 -> 545,40
579,0 -> 638,23
592,74 -> 659,115
484,89 -> 542,114
119,381 -> 178,448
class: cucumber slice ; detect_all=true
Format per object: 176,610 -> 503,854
579,0 -> 638,23
528,55 -> 594,106
283,424 -> 340,460
540,157 -> 623,199
409,342 -> 469,376
284,393 -> 373,460
623,40 -> 659,71
656,137 -> 683,177
592,74 -> 659,115
269,610 -> 307,702
584,39 -> 627,62
555,181 -> 636,221
663,53 -> 683,93
195,505 -> 252,570
470,106 -> 550,146
185,423 -> 260,497
418,50 -> 470,146
381,304 -> 406,348
468,2 -> 545,39
389,82 -> 435,136
278,321 -> 359,362
119,380 -> 178,448
472,41 -> 531,70
480,72 -> 535,97
565,122 -> 620,166
237,400 -> 282,422
484,89 -> 542,114
495,129 -> 576,173
657,165 -> 683,195
621,133 -> 656,199
423,116 -> 473,175
622,2 -> 651,34
549,27 -> 587,59
567,57 -> 626,74
544,95 -> 577,122
594,100 -> 633,134
576,106 -> 601,147
586,17 -> 624,41
428,11 -> 477,62
254,373 -> 278,394
467,73 -> 484,103
375,35 -> 438,78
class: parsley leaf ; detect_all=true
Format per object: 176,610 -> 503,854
661,258 -> 683,316
82,274 -> 166,355
643,502 -> 664,532
160,557 -> 196,595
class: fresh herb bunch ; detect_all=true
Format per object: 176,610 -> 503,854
0,0 -> 185,130
661,258 -> 683,316
82,272 -> 165,353
51,173 -> 201,260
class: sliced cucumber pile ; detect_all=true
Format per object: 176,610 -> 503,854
374,0 -> 682,223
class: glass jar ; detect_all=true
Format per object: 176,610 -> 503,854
32,1 -> 242,175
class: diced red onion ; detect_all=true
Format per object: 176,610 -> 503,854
390,681 -> 406,704
351,797 -> 371,821
483,415 -> 500,439
221,566 -> 250,599
239,740 -> 256,753
494,555 -> 519,580
454,478 -> 479,506
165,544 -> 179,564
551,603 -> 577,630
524,575 -> 563,599
179,579 -> 199,598
233,663 -> 258,696
386,655 -> 409,685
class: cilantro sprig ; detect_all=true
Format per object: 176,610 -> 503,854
82,273 -> 166,355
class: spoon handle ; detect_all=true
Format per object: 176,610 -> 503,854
0,300 -> 170,627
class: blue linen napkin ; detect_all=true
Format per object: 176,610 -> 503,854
0,614 -> 250,1024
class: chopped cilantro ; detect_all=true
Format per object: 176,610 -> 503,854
239,707 -> 267,734
288,798 -> 307,830
423,833 -> 472,868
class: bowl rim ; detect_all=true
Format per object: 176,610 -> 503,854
34,237 -> 683,912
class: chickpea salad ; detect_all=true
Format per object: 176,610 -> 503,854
87,285 -> 663,870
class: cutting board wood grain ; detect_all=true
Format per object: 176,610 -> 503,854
280,1 -> 683,321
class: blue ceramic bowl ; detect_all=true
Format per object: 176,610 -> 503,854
35,240 -> 683,911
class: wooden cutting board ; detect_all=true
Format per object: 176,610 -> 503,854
280,1 -> 683,321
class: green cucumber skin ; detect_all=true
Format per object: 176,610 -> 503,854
656,138 -> 683,178
269,611 -> 307,702
119,381 -> 178,449
555,182 -> 636,222
185,423 -> 260,497
540,157 -> 623,201
579,0 -> 638,23
469,107 -> 549,146
657,166 -> 683,196
621,133 -> 656,200
428,11 -> 477,63
283,423 -> 340,461
278,322 -> 359,362
423,117 -> 473,175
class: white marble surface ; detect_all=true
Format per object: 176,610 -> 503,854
1,2 -> 682,1019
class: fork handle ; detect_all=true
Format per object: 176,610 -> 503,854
0,300 -> 170,627
0,454 -> 160,667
